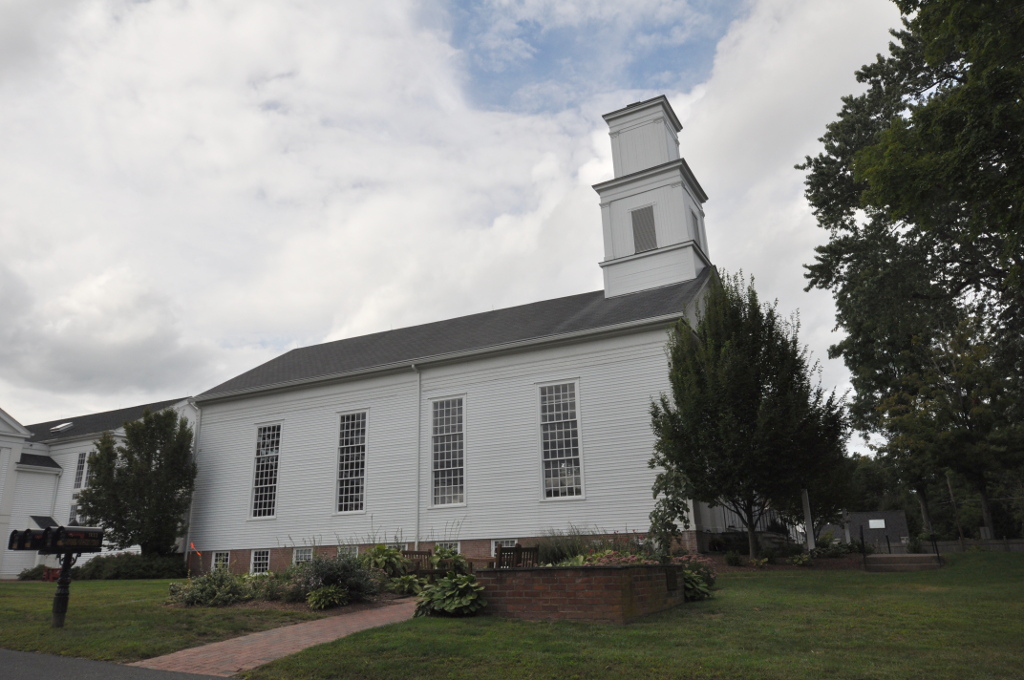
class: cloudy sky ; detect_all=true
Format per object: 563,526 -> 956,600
1,0 -> 902,440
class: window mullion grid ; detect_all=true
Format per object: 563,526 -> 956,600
338,413 -> 366,512
252,425 -> 280,518
432,399 -> 464,505
541,383 -> 582,498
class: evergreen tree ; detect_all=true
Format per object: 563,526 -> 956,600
649,273 -> 848,558
78,408 -> 197,556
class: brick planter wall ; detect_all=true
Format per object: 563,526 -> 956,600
475,564 -> 688,624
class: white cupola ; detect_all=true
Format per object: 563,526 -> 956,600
592,95 -> 710,298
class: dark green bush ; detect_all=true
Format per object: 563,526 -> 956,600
681,569 -> 712,601
359,545 -> 409,578
725,551 -> 744,567
307,585 -> 350,610
430,546 -> 471,576
76,553 -> 187,580
390,574 -> 426,595
290,554 -> 379,603
17,565 -> 46,581
167,570 -> 253,607
415,573 -> 487,617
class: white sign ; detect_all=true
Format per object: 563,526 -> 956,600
868,519 -> 886,529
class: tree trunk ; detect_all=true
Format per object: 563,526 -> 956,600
915,488 -> 933,534
978,484 -> 995,537
744,507 -> 758,559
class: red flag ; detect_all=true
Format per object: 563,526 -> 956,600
190,542 -> 202,557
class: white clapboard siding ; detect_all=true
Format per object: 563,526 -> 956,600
0,470 -> 58,577
191,371 -> 420,551
418,328 -> 671,540
190,326 -> 678,551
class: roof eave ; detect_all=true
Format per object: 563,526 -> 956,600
592,158 -> 708,203
196,311 -> 690,405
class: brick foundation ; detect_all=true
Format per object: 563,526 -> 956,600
185,530 -> 703,576
475,564 -> 689,624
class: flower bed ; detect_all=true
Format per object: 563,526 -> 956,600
476,562 -> 706,624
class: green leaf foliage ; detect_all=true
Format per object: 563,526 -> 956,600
649,272 -> 848,558
799,0 -> 1024,540
414,573 -> 487,618
77,408 -> 197,556
306,585 -> 350,610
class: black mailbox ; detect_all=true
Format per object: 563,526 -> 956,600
8,528 -> 51,552
7,526 -> 104,554
7,525 -> 105,629
44,527 -> 104,554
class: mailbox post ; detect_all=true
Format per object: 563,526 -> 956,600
7,526 -> 105,628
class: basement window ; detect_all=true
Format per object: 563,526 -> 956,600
251,549 -> 270,574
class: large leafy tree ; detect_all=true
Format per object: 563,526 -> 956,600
78,408 -> 198,556
799,0 -> 1024,536
649,273 -> 848,558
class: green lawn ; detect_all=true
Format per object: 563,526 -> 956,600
244,552 -> 1024,680
0,578 -> 325,662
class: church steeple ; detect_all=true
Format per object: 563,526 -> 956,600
593,96 -> 710,298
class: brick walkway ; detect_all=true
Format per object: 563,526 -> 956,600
130,598 -> 417,677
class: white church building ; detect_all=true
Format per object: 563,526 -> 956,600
2,96 -> 750,578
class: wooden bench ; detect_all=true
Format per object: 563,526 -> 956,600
495,544 -> 540,568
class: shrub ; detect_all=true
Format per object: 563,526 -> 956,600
725,551 -> 744,567
787,553 -> 811,567
430,546 -> 470,575
681,569 -> 712,601
246,569 -> 294,602
359,545 -> 409,578
290,554 -> 379,603
537,526 -> 592,565
583,549 -> 660,566
76,553 -> 187,580
672,554 -> 717,587
307,585 -> 350,610
749,557 -> 769,569
811,541 -> 869,558
414,573 -> 487,617
168,570 -> 253,607
17,565 -> 46,581
390,575 -> 426,595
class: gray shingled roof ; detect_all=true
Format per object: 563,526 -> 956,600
199,270 -> 712,402
18,453 -> 62,469
25,397 -> 188,443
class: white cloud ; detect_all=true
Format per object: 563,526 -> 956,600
670,0 -> 902,433
0,0 -> 903,434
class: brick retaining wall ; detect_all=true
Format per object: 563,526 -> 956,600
475,564 -> 688,624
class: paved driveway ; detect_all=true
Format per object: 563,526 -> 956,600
0,649 -> 222,680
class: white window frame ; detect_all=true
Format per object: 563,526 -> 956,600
435,541 -> 460,552
384,542 -> 408,551
537,379 -> 586,500
212,551 -> 230,571
337,544 -> 359,558
430,396 -> 466,507
250,422 -> 282,519
68,492 -> 79,524
250,549 -> 270,574
336,410 -> 368,514
293,547 -> 313,564
492,539 -> 518,556
73,452 -> 87,489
